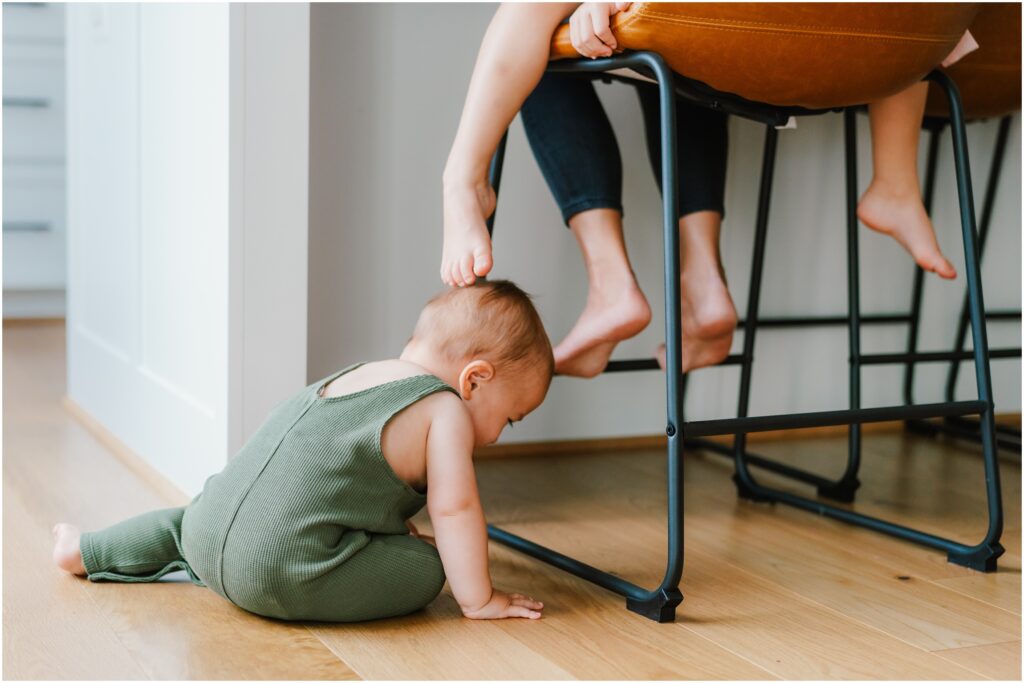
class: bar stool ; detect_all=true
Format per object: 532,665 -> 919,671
905,3 -> 1022,452
483,2 -> 1001,622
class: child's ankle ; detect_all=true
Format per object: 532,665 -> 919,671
867,175 -> 920,199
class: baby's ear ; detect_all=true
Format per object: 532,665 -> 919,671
457,359 -> 496,398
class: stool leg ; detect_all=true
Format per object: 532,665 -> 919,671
928,71 -> 1004,571
485,131 -> 509,238
488,52 -> 685,623
902,125 -> 943,410
731,124 -> 777,502
627,50 -> 685,621
944,115 -> 1012,402
818,108 -> 864,502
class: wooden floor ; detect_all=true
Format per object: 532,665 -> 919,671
4,320 -> 1021,680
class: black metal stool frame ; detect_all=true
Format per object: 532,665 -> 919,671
688,113 -> 1022,502
483,51 -> 1005,623
905,115 -> 1022,452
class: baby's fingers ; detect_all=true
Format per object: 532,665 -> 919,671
505,604 -> 543,619
511,594 -> 544,610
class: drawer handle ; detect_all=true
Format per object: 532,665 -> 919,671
3,97 -> 50,109
3,221 -> 50,232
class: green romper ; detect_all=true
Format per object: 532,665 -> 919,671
80,364 -> 457,622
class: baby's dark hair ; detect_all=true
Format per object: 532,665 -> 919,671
411,279 -> 554,381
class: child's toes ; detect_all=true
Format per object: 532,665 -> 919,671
472,248 -> 492,277
459,255 -> 476,286
935,257 -> 957,279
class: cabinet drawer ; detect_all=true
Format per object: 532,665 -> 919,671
3,164 -> 66,290
3,3 -> 65,44
3,58 -> 65,162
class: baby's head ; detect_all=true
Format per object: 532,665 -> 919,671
405,279 -> 554,446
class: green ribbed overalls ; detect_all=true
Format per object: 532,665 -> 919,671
80,364 -> 458,622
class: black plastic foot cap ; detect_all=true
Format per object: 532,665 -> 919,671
817,478 -> 861,503
948,543 -> 1005,572
626,588 -> 683,623
732,473 -> 773,503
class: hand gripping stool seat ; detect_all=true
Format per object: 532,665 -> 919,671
482,3 -> 1007,622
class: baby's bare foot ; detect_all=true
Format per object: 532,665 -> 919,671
441,181 -> 496,287
52,523 -> 87,576
554,274 -> 652,377
858,181 -> 957,279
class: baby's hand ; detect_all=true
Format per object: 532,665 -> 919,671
569,2 -> 632,59
462,589 -> 544,620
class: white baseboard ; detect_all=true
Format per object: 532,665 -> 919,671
3,288 -> 66,318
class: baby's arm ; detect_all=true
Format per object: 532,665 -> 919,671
425,399 -> 544,619
441,3 -> 577,288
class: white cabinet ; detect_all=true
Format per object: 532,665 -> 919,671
3,3 -> 66,318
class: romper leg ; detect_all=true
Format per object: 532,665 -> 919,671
80,506 -> 204,585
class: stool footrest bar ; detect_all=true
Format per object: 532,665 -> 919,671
737,313 -> 912,328
603,354 -> 742,373
487,524 -> 648,600
685,401 -> 986,437
685,437 -> 837,489
746,483 -> 1002,562
862,349 -> 1020,364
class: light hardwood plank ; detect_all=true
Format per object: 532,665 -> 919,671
315,521 -> 776,680
934,641 -> 1022,680
310,597 -> 576,680
475,450 -> 1012,679
3,322 -> 359,681
617,451 -> 1023,651
931,572 -> 1022,616
7,320 -> 1020,680
3,482 -> 151,680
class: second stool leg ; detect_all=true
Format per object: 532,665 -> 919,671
817,108 -> 865,502
929,71 -> 1005,571
731,124 -> 778,502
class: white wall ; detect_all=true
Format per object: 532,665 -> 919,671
308,4 -> 1021,445
67,4 -> 231,493
67,3 -> 310,495
228,4 -> 310,456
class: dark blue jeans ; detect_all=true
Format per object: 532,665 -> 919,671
520,72 -> 728,225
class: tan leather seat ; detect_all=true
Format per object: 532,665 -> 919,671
925,3 -> 1021,119
550,3 -> 978,110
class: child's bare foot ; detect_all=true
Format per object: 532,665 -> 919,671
857,181 -> 957,279
655,261 -> 737,373
441,180 -> 497,287
554,272 -> 652,377
52,523 -> 87,576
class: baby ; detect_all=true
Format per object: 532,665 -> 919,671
52,280 -> 553,622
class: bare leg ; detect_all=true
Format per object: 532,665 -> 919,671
655,210 -> 737,372
556,208 -> 736,377
554,208 -> 652,377
858,82 -> 957,279
52,523 -> 86,576
441,3 -> 577,288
